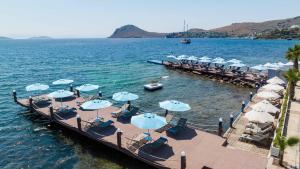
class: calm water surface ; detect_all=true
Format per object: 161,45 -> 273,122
0,38 -> 299,169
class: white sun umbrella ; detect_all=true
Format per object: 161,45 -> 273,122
199,56 -> 211,60
47,90 -> 74,106
250,100 -> 279,115
264,63 -> 281,70
251,65 -> 267,71
176,55 -> 188,60
267,76 -> 285,85
166,55 -> 177,59
76,84 -> 99,92
26,83 -> 49,100
26,83 -> 49,91
229,63 -> 246,67
227,59 -> 242,64
199,58 -> 211,63
112,92 -> 139,108
261,84 -> 284,92
81,99 -> 112,118
52,79 -> 74,85
212,57 -> 226,64
159,100 -> 191,116
187,56 -> 198,61
112,92 -> 138,102
131,113 -> 167,136
285,62 -> 293,66
277,62 -> 286,67
131,113 -> 167,130
257,91 -> 281,100
245,109 -> 274,123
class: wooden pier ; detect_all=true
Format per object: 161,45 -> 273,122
155,61 -> 267,88
14,92 -> 267,169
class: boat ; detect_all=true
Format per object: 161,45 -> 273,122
181,38 -> 191,44
180,20 -> 191,44
144,82 -> 163,91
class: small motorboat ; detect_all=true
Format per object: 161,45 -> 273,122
144,82 -> 163,91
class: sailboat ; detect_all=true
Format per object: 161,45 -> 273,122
180,20 -> 191,44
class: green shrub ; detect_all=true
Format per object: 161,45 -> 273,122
274,84 -> 289,147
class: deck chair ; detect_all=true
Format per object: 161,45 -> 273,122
166,118 -> 187,135
119,107 -> 139,120
239,133 -> 270,144
97,120 -> 114,128
111,104 -> 129,118
148,136 -> 168,149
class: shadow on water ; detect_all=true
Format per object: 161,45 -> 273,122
19,111 -> 155,169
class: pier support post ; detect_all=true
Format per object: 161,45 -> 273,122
164,110 -> 168,117
70,84 -> 73,92
76,115 -> 82,131
255,84 -> 259,93
127,101 -> 131,110
12,90 -> 17,102
29,96 -> 33,112
241,101 -> 246,113
76,89 -> 80,97
117,128 -> 123,149
218,118 -> 223,136
249,92 -> 253,101
180,151 -> 186,169
98,91 -> 102,98
230,114 -> 234,128
49,106 -> 54,120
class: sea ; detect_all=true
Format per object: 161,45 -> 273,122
0,38 -> 299,169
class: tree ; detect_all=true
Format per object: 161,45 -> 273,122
286,44 -> 300,71
276,136 -> 300,166
284,69 -> 300,100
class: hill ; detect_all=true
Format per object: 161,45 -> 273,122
110,16 -> 300,39
29,36 -> 52,39
0,36 -> 12,40
109,25 -> 166,38
256,28 -> 300,39
212,16 -> 300,37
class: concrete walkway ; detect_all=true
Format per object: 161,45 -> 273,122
284,81 -> 300,169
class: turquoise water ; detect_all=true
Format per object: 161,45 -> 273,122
0,38 -> 299,169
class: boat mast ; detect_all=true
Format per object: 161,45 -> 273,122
186,24 -> 188,38
183,20 -> 186,38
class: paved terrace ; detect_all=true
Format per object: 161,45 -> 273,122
283,81 -> 300,168
225,95 -> 277,157
18,95 -> 267,169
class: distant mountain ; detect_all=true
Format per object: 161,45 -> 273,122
29,36 -> 52,39
212,16 -> 300,37
0,36 -> 12,40
109,25 -> 166,38
110,16 -> 300,39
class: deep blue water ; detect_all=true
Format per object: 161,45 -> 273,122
0,38 -> 299,169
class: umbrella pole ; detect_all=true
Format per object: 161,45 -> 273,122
127,101 -> 131,110
97,109 -> 99,118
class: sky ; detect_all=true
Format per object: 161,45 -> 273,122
1,0 -> 300,38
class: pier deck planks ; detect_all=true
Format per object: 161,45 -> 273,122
17,96 -> 267,169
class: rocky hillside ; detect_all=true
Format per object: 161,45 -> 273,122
0,36 -> 12,40
109,25 -> 166,38
110,16 -> 300,39
212,16 -> 300,37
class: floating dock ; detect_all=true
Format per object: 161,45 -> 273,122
148,60 -> 267,88
13,92 -> 267,169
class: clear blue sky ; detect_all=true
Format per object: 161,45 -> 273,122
1,0 -> 300,38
